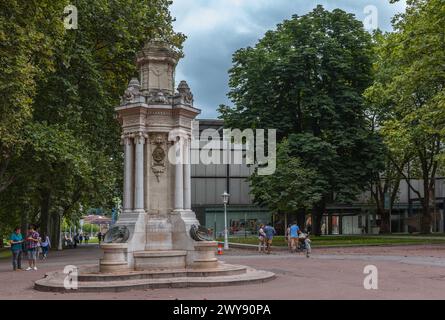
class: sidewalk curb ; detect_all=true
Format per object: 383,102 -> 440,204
229,242 -> 445,251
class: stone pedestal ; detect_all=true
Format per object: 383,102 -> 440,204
100,243 -> 129,273
192,241 -> 218,269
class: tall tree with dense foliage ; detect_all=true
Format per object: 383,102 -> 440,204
219,6 -> 384,235
0,0 -> 185,244
0,0 -> 68,193
249,139 -> 327,227
366,0 -> 445,233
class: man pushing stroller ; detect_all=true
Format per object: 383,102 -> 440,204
298,229 -> 311,258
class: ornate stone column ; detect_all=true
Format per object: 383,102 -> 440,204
174,137 -> 184,211
123,136 -> 134,212
145,135 -> 151,211
183,137 -> 192,210
134,133 -> 146,211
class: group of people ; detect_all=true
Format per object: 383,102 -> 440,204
285,222 -> 312,257
257,223 -> 276,254
9,224 -> 51,272
257,222 -> 312,257
63,232 -> 91,248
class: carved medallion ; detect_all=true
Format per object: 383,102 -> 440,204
151,134 -> 166,182
152,146 -> 165,164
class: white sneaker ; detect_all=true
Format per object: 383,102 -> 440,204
26,267 -> 32,271
33,267 -> 38,271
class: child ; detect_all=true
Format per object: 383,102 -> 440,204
258,224 -> 266,253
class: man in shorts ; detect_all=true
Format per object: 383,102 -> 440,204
289,222 -> 300,252
263,223 -> 276,254
25,224 -> 40,271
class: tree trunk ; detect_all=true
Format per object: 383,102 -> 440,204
39,189 -> 52,236
50,213 -> 62,250
312,200 -> 325,236
420,200 -> 432,234
379,207 -> 391,234
420,182 -> 432,234
20,207 -> 29,237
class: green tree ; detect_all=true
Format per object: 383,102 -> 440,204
0,0 -> 68,193
219,6 -> 384,235
0,0 -> 184,244
366,0 -> 445,233
249,139 -> 326,227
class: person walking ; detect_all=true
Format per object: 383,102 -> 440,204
9,227 -> 24,271
40,233 -> 51,260
73,233 -> 79,248
257,224 -> 267,253
25,224 -> 40,271
263,223 -> 276,255
84,234 -> 89,245
289,222 -> 300,253
97,232 -> 102,245
285,224 -> 292,252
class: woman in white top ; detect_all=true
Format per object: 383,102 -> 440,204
40,234 -> 51,260
258,225 -> 267,253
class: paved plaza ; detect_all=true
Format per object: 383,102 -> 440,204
1,245 -> 445,300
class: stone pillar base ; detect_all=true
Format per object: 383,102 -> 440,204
192,241 -> 218,269
100,243 -> 129,273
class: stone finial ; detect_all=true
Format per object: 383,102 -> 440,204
121,78 -> 144,105
136,39 -> 181,95
177,80 -> 194,106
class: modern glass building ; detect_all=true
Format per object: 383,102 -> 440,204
192,120 -> 445,235
191,119 -> 272,238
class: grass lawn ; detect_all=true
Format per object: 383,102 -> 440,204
83,237 -> 99,244
0,249 -> 11,259
218,235 -> 445,247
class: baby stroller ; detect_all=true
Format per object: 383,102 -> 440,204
297,231 -> 312,258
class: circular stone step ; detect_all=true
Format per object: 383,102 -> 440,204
77,263 -> 248,282
34,264 -> 275,293
133,250 -> 188,270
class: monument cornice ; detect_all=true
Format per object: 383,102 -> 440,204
173,105 -> 201,117
136,55 -> 179,67
115,102 -> 150,113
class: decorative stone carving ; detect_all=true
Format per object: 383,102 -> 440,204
151,134 -> 167,182
190,225 -> 213,242
177,80 -> 194,106
121,78 -> 144,105
104,226 -> 130,244
150,91 -> 169,104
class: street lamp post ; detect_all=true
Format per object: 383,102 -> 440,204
222,191 -> 230,250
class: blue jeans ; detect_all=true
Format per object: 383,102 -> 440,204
12,250 -> 22,270
41,246 -> 49,257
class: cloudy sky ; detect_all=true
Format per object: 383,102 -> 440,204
170,0 -> 407,119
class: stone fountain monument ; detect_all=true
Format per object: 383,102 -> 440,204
35,40 -> 274,292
